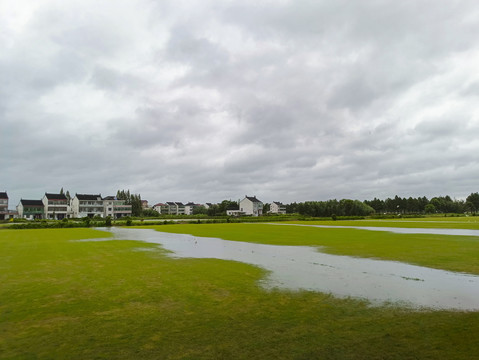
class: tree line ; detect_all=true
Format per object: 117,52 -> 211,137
286,193 -> 479,217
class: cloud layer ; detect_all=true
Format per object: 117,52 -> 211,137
2,0 -> 479,206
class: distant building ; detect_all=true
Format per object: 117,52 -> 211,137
270,201 -> 286,214
152,203 -> 167,214
161,202 -> 186,215
71,194 -> 104,218
42,193 -> 69,220
141,200 -> 149,209
0,192 -> 8,220
239,195 -> 263,216
103,196 -> 132,219
175,202 -> 185,215
17,199 -> 44,220
184,202 -> 199,215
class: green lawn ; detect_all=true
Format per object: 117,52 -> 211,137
1,226 -> 478,359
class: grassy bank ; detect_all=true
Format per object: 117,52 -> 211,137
1,227 -> 478,359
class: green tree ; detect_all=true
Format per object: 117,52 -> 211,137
425,204 -> 436,214
466,193 -> 479,213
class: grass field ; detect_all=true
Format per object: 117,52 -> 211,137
1,225 -> 479,359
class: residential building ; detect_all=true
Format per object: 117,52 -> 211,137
165,202 -> 177,214
42,193 -> 69,220
152,203 -> 169,214
184,202 -> 198,215
17,199 -> 44,219
239,195 -> 264,216
162,202 -> 186,215
0,192 -> 8,220
141,200 -> 149,209
71,194 -> 104,218
103,196 -> 132,219
270,201 -> 287,214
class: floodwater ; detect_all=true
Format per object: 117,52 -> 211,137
92,227 -> 479,311
268,223 -> 479,237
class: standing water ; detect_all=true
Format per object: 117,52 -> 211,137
90,227 -> 479,311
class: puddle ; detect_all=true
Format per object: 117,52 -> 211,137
269,223 -> 479,236
89,227 -> 479,311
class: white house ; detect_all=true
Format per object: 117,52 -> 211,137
71,194 -> 104,218
239,195 -> 263,216
270,201 -> 286,214
42,193 -> 69,220
103,196 -> 132,219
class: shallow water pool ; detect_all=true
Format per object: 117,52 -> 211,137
90,227 -> 479,311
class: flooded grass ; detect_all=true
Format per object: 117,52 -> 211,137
1,227 -> 479,359
150,223 -> 479,274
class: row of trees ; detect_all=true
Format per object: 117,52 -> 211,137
285,193 -> 479,217
286,199 -> 375,217
364,193 -> 479,214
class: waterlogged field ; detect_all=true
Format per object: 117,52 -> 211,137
1,224 -> 479,359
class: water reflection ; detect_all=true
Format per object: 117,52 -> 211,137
96,227 -> 479,311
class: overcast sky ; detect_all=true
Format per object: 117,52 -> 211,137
2,0 -> 479,207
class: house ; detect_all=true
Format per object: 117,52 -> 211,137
174,202 -> 185,215
152,203 -> 167,214
239,195 -> 264,216
0,192 -> 8,220
103,196 -> 132,219
184,202 -> 198,215
270,201 -> 286,214
17,199 -> 44,219
162,202 -> 186,215
165,202 -> 178,214
42,193 -> 69,220
71,194 -> 104,218
141,200 -> 149,209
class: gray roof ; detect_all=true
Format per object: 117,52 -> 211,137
245,196 -> 262,203
76,194 -> 102,200
20,199 -> 44,206
45,193 -> 67,200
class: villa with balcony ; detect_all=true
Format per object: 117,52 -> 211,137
103,196 -> 132,218
71,194 -> 104,218
42,193 -> 69,220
